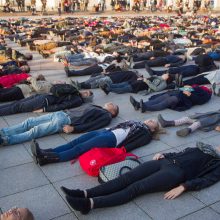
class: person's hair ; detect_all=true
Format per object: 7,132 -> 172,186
112,105 -> 119,118
23,208 -> 34,220
151,121 -> 166,140
36,74 -> 46,81
166,74 -> 174,84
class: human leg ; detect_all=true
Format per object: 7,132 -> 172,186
0,87 -> 24,102
53,130 -> 116,161
4,112 -> 71,145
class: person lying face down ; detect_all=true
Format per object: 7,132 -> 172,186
31,119 -> 160,166
0,207 -> 34,220
61,142 -> 220,215
0,102 -> 119,146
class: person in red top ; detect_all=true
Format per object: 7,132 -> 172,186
0,73 -> 30,88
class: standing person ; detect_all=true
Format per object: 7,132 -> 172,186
111,0 -> 115,10
16,0 -> 22,11
84,0 -> 89,11
58,0 -> 62,15
41,0 -> 47,13
31,0 -> 36,15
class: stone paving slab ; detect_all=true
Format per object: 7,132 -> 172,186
1,34 -> 220,220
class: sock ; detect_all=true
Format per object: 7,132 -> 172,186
188,121 -> 201,132
174,117 -> 194,126
61,186 -> 85,198
66,196 -> 91,214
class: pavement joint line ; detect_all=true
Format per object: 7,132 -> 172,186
0,182 -> 51,199
132,200 -> 154,220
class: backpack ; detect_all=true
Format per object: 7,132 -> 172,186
79,147 -> 138,177
50,84 -> 79,97
98,157 -> 141,183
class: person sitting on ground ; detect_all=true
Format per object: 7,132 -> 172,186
0,90 -> 93,116
0,207 -> 34,220
100,73 -> 174,95
61,142 -> 220,214
130,85 -> 212,112
31,119 -> 160,166
158,109 -> 220,137
0,102 -> 118,146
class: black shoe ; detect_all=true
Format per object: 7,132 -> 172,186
130,96 -> 140,110
31,139 -> 41,164
158,114 -> 175,127
30,140 -> 59,166
176,128 -> 191,137
64,66 -> 71,77
175,73 -> 183,87
65,195 -> 91,214
100,84 -> 110,95
61,186 -> 85,198
145,63 -> 154,76
140,99 -> 145,113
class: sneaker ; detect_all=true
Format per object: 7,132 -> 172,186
100,84 -> 110,95
176,128 -> 191,137
140,99 -> 145,113
129,96 -> 140,110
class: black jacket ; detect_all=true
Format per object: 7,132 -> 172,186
164,148 -> 220,191
65,104 -> 112,133
118,125 -> 153,152
44,94 -> 83,112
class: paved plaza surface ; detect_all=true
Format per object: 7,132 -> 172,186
1,28 -> 220,220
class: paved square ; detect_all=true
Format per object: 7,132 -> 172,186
1,36 -> 220,220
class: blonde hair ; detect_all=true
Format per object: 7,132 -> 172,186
152,121 -> 166,140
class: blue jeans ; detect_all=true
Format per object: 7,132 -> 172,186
109,82 -> 133,94
65,54 -> 85,62
1,111 -> 71,145
51,130 -> 117,162
142,94 -> 179,111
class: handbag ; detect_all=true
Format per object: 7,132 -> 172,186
98,157 -> 141,183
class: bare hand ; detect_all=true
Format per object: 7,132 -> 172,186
164,64 -> 170,68
153,153 -> 165,160
137,77 -> 143,81
215,126 -> 220,132
33,109 -> 43,113
183,91 -> 191,96
164,185 -> 185,200
63,125 -> 74,133
150,57 -> 155,60
27,77 -> 32,81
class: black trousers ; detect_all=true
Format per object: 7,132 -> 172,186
87,159 -> 185,208
68,64 -> 103,76
133,58 -> 167,69
183,74 -> 210,86
0,87 -> 24,102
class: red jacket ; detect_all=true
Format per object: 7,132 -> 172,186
0,73 -> 30,88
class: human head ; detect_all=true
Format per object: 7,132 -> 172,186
36,74 -> 46,81
20,65 -> 30,73
80,90 -> 93,98
103,102 -> 119,118
144,119 -> 159,132
1,207 -> 34,220
162,73 -> 174,84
